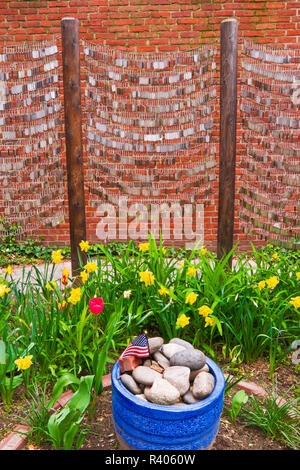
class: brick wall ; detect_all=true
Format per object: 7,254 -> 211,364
1,1 -> 299,250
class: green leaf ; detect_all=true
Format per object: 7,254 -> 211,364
231,390 -> 248,420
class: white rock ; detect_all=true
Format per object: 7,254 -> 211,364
192,372 -> 215,400
182,389 -> 200,404
153,351 -> 170,369
163,366 -> 190,396
170,348 -> 206,370
189,364 -> 209,382
136,394 -> 148,401
120,374 -> 142,395
132,366 -> 162,386
161,343 -> 186,359
170,338 -> 194,350
144,378 -> 181,405
148,337 -> 164,354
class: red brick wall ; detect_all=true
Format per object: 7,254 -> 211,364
1,1 -> 299,250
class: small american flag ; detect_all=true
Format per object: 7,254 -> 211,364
119,334 -> 150,360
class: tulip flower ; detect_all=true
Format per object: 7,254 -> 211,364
89,297 -> 104,315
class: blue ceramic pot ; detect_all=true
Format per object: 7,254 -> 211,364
111,356 -> 225,450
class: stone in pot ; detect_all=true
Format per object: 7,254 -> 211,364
120,374 -> 142,395
169,338 -> 194,350
182,389 -> 200,404
189,364 -> 210,382
148,337 -> 164,354
192,372 -> 215,400
170,348 -> 206,370
144,378 -> 181,406
161,343 -> 186,359
132,365 -> 162,386
163,366 -> 190,396
153,351 -> 170,369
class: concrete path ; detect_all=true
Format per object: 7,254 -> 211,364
1,256 -> 257,285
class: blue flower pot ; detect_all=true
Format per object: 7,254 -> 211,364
111,356 -> 225,450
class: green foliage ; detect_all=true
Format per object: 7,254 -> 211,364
224,389 -> 249,423
0,235 -> 299,416
15,373 -> 94,449
240,382 -> 300,449
47,375 -> 94,450
0,340 -> 23,407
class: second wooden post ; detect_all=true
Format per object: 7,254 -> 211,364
61,17 -> 87,276
217,18 -> 238,267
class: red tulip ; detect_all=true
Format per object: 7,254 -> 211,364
89,297 -> 104,315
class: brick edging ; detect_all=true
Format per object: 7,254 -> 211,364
0,373 -> 112,451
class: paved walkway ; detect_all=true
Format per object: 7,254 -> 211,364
1,257 -> 257,285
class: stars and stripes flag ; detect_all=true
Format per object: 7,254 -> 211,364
119,334 -> 150,360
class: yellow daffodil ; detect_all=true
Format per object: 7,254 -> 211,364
51,249 -> 63,264
79,240 -> 90,252
46,280 -> 56,291
162,247 -> 167,255
271,253 -> 279,261
200,246 -> 207,255
139,271 -> 155,287
139,243 -> 149,252
198,305 -> 213,317
185,292 -> 198,305
0,284 -> 9,297
176,313 -> 190,328
5,265 -> 12,276
205,316 -> 216,327
289,296 -> 300,309
296,272 -> 300,280
266,276 -> 279,289
258,280 -> 266,291
14,355 -> 33,371
187,266 -> 197,277
80,270 -> 88,284
68,287 -> 81,305
158,286 -> 168,296
84,262 -> 98,273
123,290 -> 132,299
178,261 -> 185,269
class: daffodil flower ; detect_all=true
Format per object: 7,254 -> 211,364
79,240 -> 90,252
198,305 -> 213,317
15,355 -> 33,371
139,271 -> 155,286
158,286 -> 168,296
80,270 -> 88,284
187,266 -> 197,277
46,280 -> 56,291
51,250 -> 63,264
84,262 -> 98,273
205,317 -> 216,327
176,314 -> 190,328
5,265 -> 12,276
0,284 -> 10,297
185,292 -> 198,305
139,243 -> 149,252
289,296 -> 300,309
68,287 -> 81,305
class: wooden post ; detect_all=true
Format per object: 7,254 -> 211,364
217,18 -> 238,267
61,17 -> 87,276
